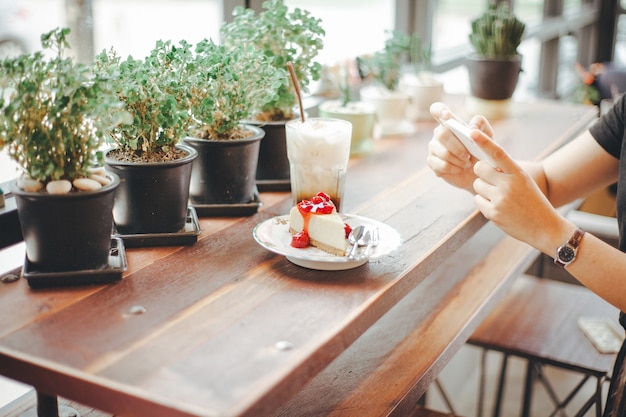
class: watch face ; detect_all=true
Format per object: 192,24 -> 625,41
558,246 -> 576,263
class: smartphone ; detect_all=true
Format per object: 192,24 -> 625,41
437,116 -> 498,167
578,317 -> 624,354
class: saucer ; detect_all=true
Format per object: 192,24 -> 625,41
253,214 -> 402,271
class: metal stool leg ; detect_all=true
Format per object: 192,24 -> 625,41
477,349 -> 487,417
491,353 -> 509,417
37,393 -> 59,417
18,390 -> 81,417
433,378 -> 458,416
521,360 -> 536,417
594,376 -> 605,417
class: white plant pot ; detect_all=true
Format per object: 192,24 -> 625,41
318,100 -> 377,155
359,85 -> 412,136
400,72 -> 444,121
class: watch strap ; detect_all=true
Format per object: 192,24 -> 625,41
569,227 -> 585,248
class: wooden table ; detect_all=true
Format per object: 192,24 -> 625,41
0,97 -> 598,417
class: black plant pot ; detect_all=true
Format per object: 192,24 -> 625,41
184,125 -> 264,205
248,118 -> 295,191
105,144 -> 197,235
12,173 -> 120,273
466,53 -> 523,100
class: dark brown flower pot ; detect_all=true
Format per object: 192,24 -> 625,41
104,144 -> 197,234
246,117 -> 301,191
466,53 -> 522,100
12,173 -> 120,273
184,125 -> 264,205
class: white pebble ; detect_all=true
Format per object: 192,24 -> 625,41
46,180 -> 72,194
88,166 -> 107,176
73,178 -> 103,191
89,174 -> 111,186
17,176 -> 43,192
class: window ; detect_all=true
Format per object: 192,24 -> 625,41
92,0 -> 222,58
433,1 -> 483,52
283,0 -> 395,65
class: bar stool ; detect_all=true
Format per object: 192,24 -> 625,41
468,274 -> 622,417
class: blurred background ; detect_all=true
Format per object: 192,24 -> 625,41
1,0 -> 625,182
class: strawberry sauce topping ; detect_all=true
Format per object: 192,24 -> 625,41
297,192 -> 335,215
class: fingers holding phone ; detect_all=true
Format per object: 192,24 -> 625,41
437,117 -> 499,167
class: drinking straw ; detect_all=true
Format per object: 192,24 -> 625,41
287,62 -> 306,123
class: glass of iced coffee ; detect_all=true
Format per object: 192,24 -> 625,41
286,117 -> 352,211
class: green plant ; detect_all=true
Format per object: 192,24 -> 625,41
337,66 -> 352,106
408,33 -> 432,74
357,31 -> 410,91
0,28 -> 126,185
94,39 -> 194,162
469,2 -> 525,58
220,0 -> 325,121
188,39 -> 288,140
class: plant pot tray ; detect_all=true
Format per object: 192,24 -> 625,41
256,179 -> 291,192
115,207 -> 201,248
23,237 -> 128,288
191,192 -> 262,217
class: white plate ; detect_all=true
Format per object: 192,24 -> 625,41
253,214 -> 402,271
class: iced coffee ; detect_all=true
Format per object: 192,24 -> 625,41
286,118 -> 352,211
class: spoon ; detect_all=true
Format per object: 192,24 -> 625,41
347,225 -> 370,259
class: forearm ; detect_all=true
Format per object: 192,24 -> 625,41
518,162 -> 625,311
552,225 -> 626,312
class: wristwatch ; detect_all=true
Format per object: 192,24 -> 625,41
554,228 -> 585,268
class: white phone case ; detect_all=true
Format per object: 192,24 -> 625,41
578,317 -> 624,354
439,117 -> 497,166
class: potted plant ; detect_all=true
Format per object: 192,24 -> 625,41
182,39 -> 288,214
220,0 -> 325,190
0,28 -> 126,275
318,60 -> 377,155
95,39 -> 198,237
466,1 -> 525,117
357,31 -> 412,136
399,34 -> 444,121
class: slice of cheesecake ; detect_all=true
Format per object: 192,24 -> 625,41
289,192 -> 350,256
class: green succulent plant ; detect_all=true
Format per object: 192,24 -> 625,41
469,2 -> 526,59
0,28 -> 127,185
188,39 -> 288,140
220,0 -> 325,121
94,39 -> 195,162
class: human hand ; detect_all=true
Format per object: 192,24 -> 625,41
427,102 -> 494,192
471,133 -> 568,249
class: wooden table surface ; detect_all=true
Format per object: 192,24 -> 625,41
0,97 -> 598,417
